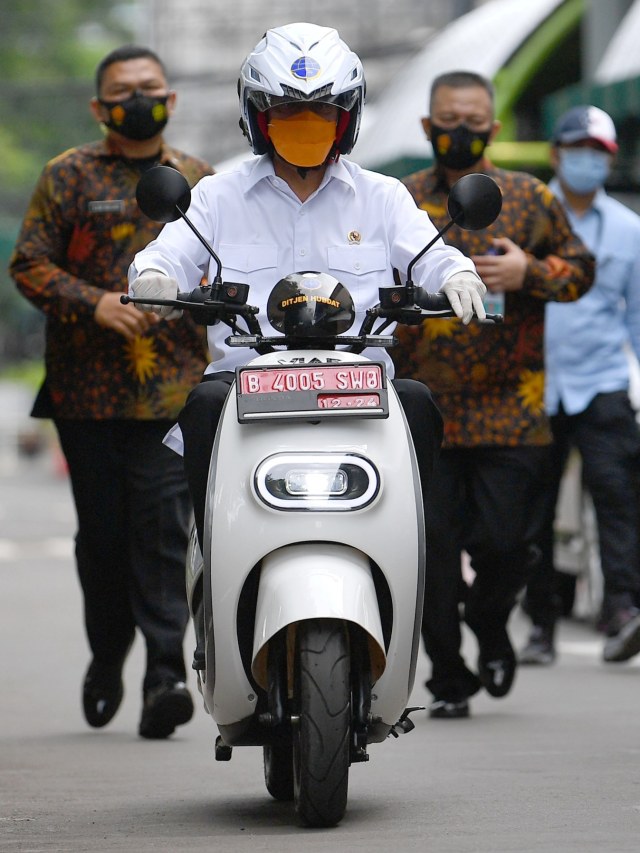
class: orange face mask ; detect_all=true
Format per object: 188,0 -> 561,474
267,110 -> 337,168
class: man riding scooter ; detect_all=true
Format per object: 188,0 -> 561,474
128,22 -> 487,555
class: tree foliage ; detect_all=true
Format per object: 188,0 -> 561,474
0,0 -> 136,363
1,0 -> 136,212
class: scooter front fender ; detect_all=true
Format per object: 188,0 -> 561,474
251,543 -> 386,689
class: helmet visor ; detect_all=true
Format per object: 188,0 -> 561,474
248,86 -> 358,115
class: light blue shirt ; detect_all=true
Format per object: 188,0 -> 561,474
545,180 -> 640,415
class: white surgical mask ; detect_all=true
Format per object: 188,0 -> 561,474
558,148 -> 611,194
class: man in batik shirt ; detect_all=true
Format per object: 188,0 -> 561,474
10,45 -> 212,739
392,71 -> 594,719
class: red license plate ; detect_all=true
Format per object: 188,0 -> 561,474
238,364 -> 384,395
318,394 -> 381,409
236,362 -> 388,422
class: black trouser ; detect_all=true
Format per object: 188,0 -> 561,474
525,391 -> 640,626
55,419 -> 191,692
178,372 -> 444,549
422,444 -> 552,702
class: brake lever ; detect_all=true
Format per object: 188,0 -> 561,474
373,302 -> 503,326
120,294 -> 259,328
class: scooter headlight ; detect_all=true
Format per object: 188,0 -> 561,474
254,453 -> 379,511
284,468 -> 348,497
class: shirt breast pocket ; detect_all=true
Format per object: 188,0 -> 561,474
326,244 -> 388,303
327,244 -> 387,277
594,251 -> 633,302
219,243 -> 279,285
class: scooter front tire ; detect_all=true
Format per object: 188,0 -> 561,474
293,618 -> 350,828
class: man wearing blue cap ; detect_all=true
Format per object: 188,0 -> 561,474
521,105 -> 640,665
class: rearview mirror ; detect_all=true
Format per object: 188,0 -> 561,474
447,173 -> 503,230
136,165 -> 192,222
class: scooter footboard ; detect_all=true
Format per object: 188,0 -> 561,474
251,543 -> 386,688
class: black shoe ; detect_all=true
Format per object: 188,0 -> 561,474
82,660 -> 124,728
478,646 -> 517,698
428,698 -> 470,719
138,681 -> 194,739
603,607 -> 640,663
519,625 -> 556,666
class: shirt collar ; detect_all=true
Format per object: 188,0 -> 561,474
548,177 -> 607,213
98,136 -> 176,166
244,154 -> 356,195
244,153 -> 276,190
431,157 -> 497,192
324,157 -> 356,191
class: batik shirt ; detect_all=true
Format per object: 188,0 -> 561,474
392,162 -> 594,448
10,137 -> 213,420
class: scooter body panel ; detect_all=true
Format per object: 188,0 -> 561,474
251,543 -> 386,687
200,349 -> 425,734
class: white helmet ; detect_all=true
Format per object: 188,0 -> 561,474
238,22 -> 366,157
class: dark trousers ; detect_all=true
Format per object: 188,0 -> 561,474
422,444 -> 552,701
525,391 -> 640,626
55,419 -> 191,691
178,372 -> 444,549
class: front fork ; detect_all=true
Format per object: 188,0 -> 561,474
350,627 -> 372,763
262,624 -> 372,764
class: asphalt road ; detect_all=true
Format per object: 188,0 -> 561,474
1,447 -> 639,852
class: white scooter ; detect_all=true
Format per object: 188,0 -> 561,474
126,166 -> 502,828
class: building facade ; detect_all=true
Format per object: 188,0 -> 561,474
136,0 -> 480,165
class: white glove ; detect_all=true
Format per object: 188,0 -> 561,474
130,270 -> 182,320
440,271 -> 486,325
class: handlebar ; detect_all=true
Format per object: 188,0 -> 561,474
121,284 -> 502,355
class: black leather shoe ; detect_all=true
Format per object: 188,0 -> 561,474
478,649 -> 516,698
139,681 -> 194,739
82,660 -> 125,728
429,698 -> 470,719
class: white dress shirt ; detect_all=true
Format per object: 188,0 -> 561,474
130,154 -> 476,376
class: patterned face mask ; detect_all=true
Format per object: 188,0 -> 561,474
430,122 -> 491,170
267,110 -> 337,168
99,92 -> 169,141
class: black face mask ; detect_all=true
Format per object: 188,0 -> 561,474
99,92 -> 169,141
430,122 -> 491,170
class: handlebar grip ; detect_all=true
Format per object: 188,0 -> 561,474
416,291 -> 451,312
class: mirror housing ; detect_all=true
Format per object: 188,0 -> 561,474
447,173 -> 502,230
136,165 -> 192,222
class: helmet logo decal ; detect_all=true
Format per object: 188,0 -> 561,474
299,273 -> 323,290
290,56 -> 321,79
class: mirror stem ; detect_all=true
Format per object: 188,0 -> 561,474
406,216 -> 459,286
176,205 -> 223,287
